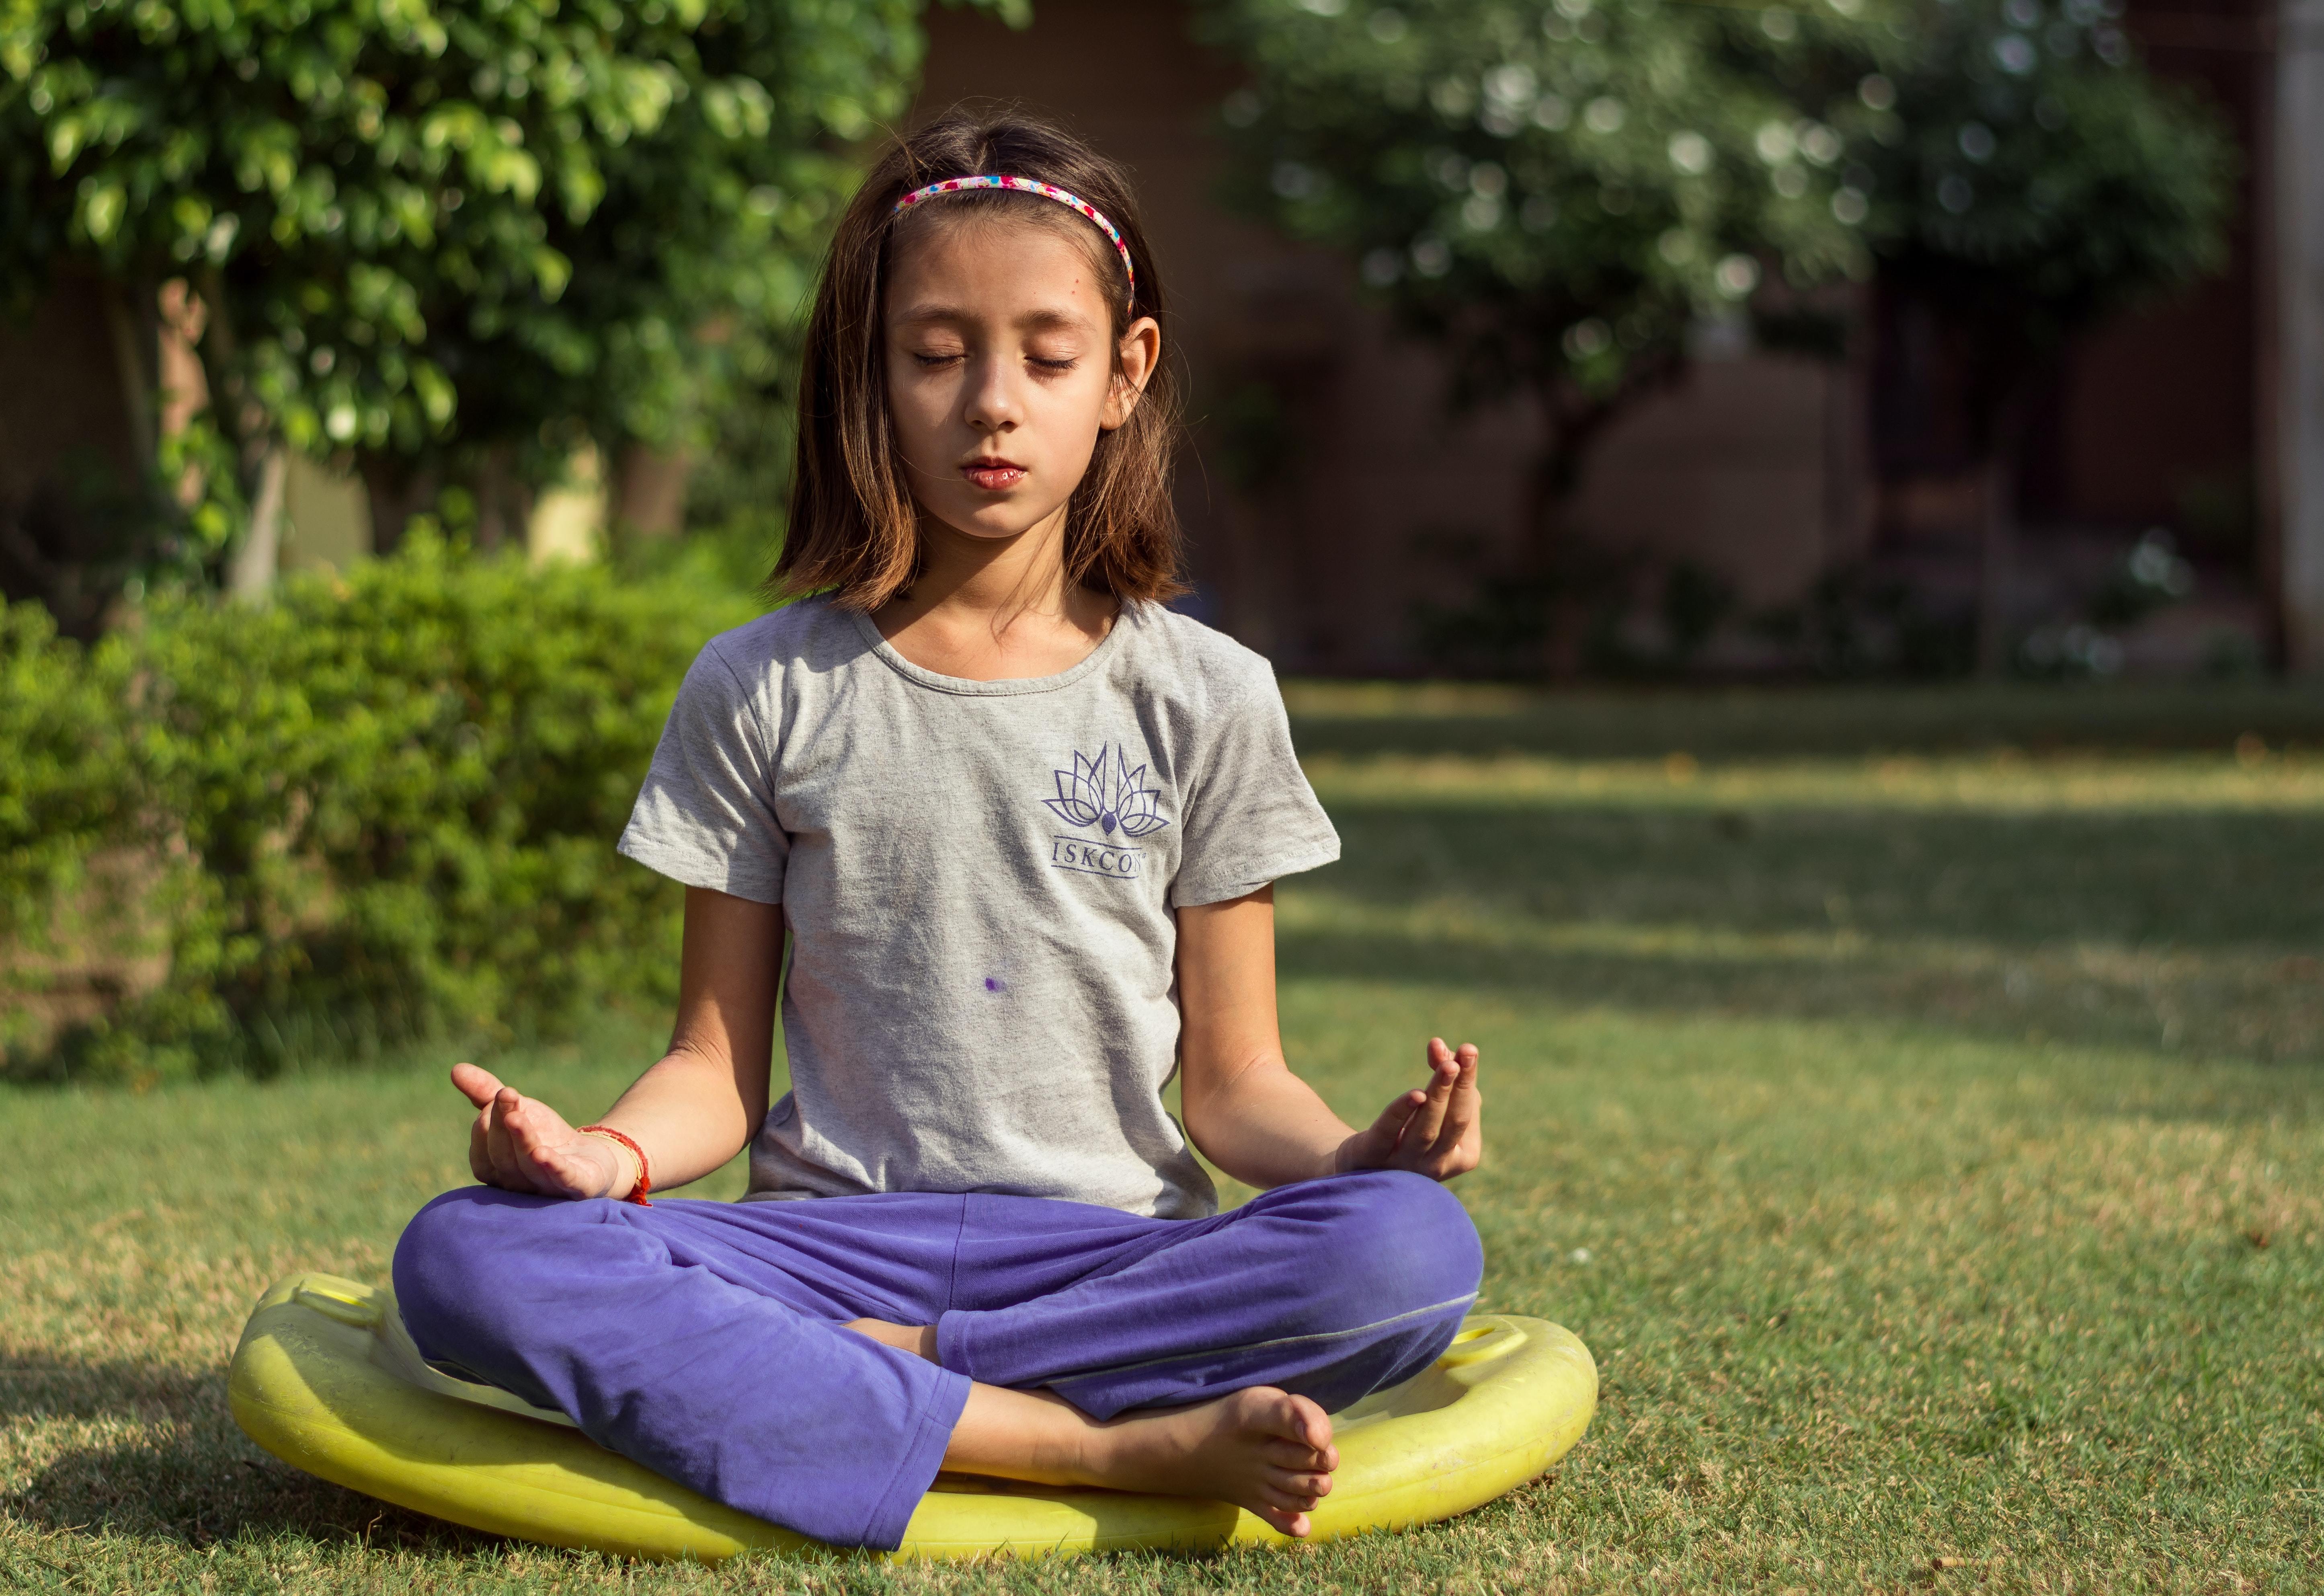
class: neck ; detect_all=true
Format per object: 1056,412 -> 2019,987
880,503 -> 1105,638
866,503 -> 1117,682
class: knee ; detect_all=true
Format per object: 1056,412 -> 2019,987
1288,1170 -> 1483,1321
390,1187 -> 556,1347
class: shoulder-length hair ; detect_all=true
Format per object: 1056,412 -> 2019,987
771,109 -> 1186,611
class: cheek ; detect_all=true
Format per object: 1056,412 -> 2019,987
1044,366 -> 1121,447
885,357 -> 957,456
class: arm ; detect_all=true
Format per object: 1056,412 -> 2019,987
453,886 -> 784,1199
1175,885 -> 1481,1190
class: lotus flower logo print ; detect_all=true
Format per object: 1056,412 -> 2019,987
1044,746 -> 1171,839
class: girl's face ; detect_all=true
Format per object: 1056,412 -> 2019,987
884,213 -> 1160,548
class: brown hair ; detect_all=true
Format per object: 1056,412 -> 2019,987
772,109 -> 1186,610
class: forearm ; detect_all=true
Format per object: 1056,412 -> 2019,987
1184,1054 -> 1354,1190
593,1043 -> 766,1192
587,887 -> 782,1195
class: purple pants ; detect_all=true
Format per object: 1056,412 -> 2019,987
391,1171 -> 1480,1549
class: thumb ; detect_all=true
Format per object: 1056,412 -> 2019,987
451,1061 -> 504,1109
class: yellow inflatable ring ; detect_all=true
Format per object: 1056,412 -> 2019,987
228,1271 -> 1595,1561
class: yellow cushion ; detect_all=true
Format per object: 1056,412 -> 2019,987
229,1270 -> 1596,1562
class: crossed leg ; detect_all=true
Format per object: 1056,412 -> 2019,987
393,1171 -> 1480,1547
844,1318 -> 1341,1535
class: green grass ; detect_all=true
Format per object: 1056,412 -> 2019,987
6,689 -> 2322,1592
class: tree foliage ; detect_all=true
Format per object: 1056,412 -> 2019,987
1200,0 -> 1875,529
0,0 -> 1001,563
1841,0 -> 2234,445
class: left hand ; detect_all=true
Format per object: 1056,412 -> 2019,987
1333,1038 -> 1482,1182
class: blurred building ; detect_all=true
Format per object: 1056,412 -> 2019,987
916,0 -> 2317,676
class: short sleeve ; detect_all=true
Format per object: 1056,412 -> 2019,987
1170,669 -> 1340,908
616,640 -> 788,904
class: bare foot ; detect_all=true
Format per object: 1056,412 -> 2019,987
1083,1386 -> 1339,1536
844,1318 -> 937,1361
937,1373 -> 1342,1535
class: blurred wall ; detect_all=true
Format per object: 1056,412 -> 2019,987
2282,0 -> 2324,668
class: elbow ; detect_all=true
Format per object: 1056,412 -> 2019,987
1177,1050 -> 1284,1162
1179,1102 -> 1224,1165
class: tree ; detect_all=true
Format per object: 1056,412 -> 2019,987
1200,0 -> 1873,666
1837,0 -> 2234,674
0,0 -> 1011,602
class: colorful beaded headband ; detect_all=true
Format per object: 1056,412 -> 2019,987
892,175 -> 1136,302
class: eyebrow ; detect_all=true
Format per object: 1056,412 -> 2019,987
891,304 -> 1094,334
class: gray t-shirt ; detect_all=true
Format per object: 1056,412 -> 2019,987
617,596 -> 1340,1219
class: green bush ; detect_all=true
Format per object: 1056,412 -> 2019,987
3,540 -> 757,1082
0,607 -> 127,940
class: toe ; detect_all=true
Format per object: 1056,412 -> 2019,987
1263,1437 -> 1331,1469
1267,1464 -> 1332,1497
1288,1393 -> 1334,1451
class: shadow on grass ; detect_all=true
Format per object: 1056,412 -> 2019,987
0,1354 -> 501,1553
1277,920 -> 2324,1073
1282,798 -> 2324,1064
0,1357 -> 215,1426
1309,802 -> 2324,954
1290,684 -> 2324,761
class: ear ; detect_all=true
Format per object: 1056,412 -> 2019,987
1100,314 -> 1162,431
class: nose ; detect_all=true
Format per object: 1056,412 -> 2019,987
960,351 -> 1022,435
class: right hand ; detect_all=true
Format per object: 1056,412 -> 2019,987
452,1062 -> 630,1200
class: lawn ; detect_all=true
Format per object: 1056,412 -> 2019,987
4,686 -> 2321,1593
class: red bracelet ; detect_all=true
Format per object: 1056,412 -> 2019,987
578,1125 -> 653,1206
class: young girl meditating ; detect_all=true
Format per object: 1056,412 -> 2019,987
392,111 -> 1486,1552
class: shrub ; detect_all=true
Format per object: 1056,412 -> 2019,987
3,539 -> 758,1082
0,606 -> 133,944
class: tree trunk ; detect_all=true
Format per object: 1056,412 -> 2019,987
1974,450 -> 2016,678
102,281 -> 158,479
1525,375 -> 1652,677
228,445 -> 289,601
361,458 -> 439,555
474,445 -> 531,552
613,441 -> 693,538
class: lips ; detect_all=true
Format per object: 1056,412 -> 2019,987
962,459 -> 1027,491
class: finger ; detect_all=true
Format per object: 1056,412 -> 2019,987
451,1061 -> 503,1109
503,1091 -> 581,1167
502,1095 -> 572,1191
468,1112 -> 495,1185
484,1088 -> 531,1189
1367,1088 -> 1429,1148
520,1121 -> 608,1200
520,1138 -> 592,1200
1400,1038 -> 1458,1151
1427,1044 -> 1483,1157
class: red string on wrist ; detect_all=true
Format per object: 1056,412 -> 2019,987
578,1125 -> 653,1205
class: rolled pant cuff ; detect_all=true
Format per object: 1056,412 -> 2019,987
859,1365 -> 973,1551
934,1311 -> 984,1386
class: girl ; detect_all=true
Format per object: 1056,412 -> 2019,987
393,111 -> 1486,1552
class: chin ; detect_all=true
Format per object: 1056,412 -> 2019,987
933,506 -> 1055,543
